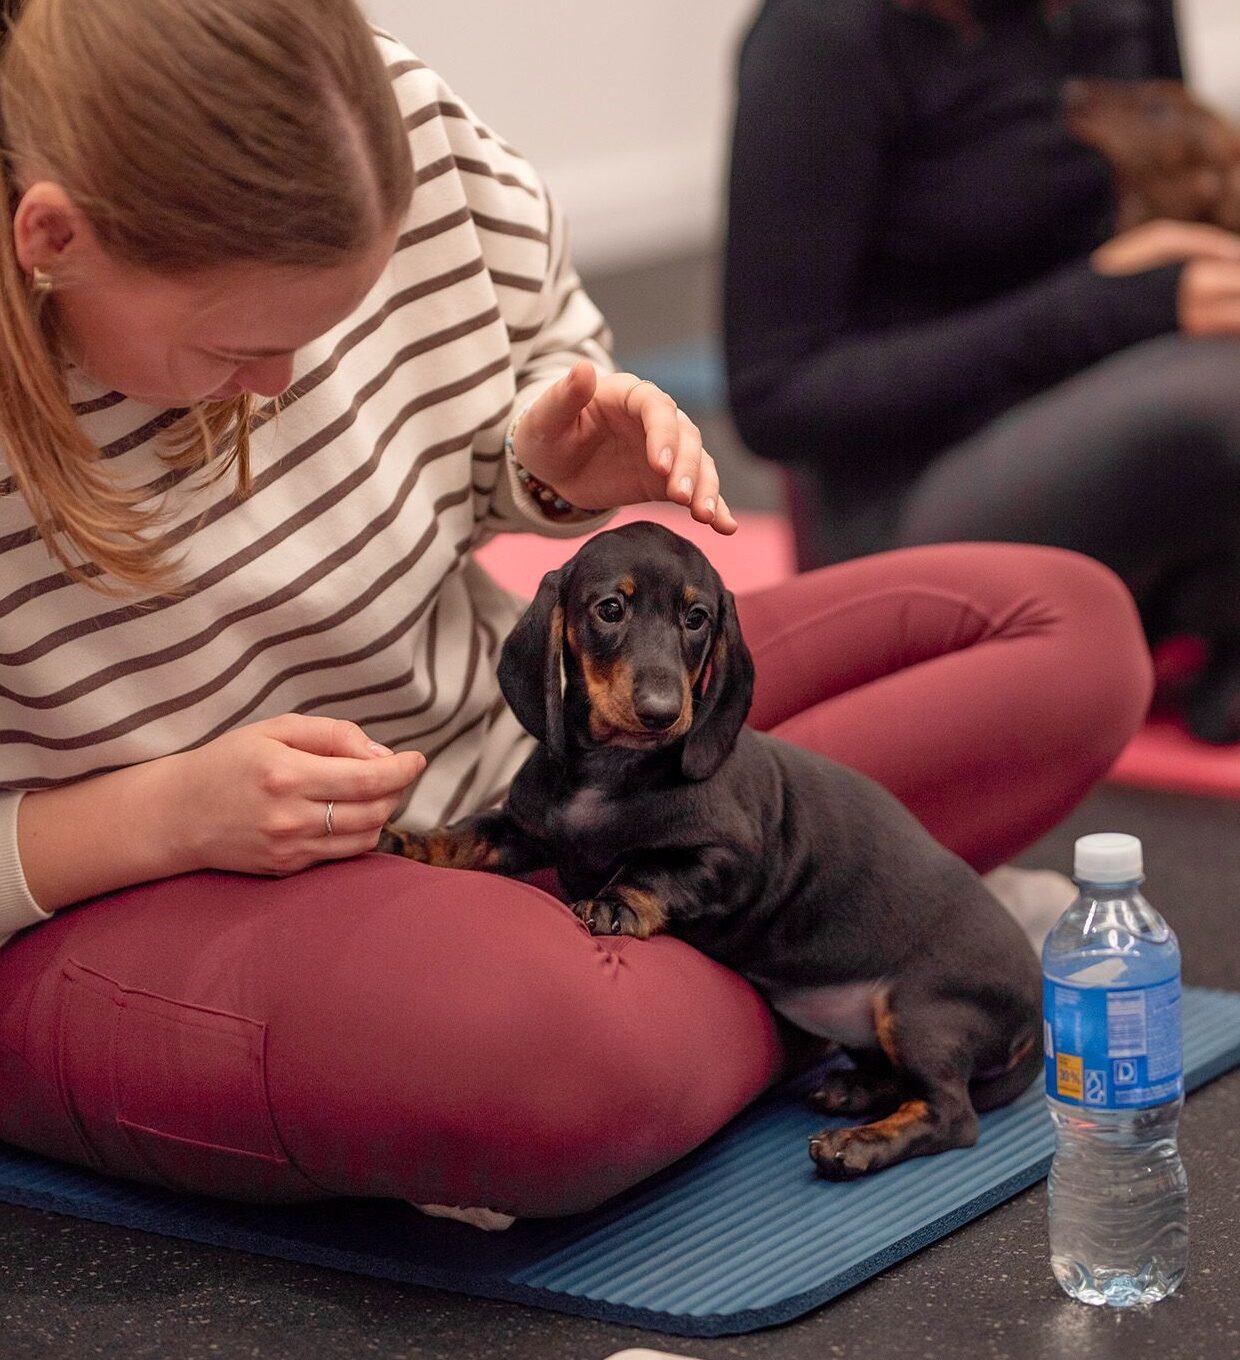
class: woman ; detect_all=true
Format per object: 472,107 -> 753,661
726,0 -> 1240,742
0,0 -> 1150,1220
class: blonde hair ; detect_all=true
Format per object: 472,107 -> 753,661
0,0 -> 414,591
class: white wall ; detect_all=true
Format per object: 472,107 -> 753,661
365,0 -> 757,273
1180,0 -> 1240,116
367,1 -> 1240,275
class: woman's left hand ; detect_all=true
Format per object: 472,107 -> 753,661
510,361 -> 737,534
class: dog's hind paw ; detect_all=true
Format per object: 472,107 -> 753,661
808,1069 -> 902,1118
809,1098 -> 976,1179
809,1127 -> 891,1180
377,826 -> 423,858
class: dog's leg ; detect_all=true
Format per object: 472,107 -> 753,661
572,846 -> 738,940
570,847 -> 745,938
379,809 -> 551,876
808,1050 -> 906,1119
808,989 -> 985,1180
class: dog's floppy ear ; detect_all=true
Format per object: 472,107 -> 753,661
681,586 -> 754,781
499,568 -> 567,762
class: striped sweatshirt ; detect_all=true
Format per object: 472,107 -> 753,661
0,35 -> 614,943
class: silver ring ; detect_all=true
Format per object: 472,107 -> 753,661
624,376 -> 656,411
324,800 -> 335,836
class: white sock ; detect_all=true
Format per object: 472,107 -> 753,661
982,864 -> 1077,953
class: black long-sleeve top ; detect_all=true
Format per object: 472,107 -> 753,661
724,0 -> 1185,499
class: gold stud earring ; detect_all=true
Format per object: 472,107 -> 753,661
30,266 -> 53,295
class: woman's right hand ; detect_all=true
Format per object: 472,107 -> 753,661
1090,218 -> 1240,336
172,714 -> 426,876
18,715 -> 426,912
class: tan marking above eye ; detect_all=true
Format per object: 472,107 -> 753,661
682,585 -> 700,607
617,577 -> 635,597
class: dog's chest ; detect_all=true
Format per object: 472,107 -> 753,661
540,784 -> 629,886
554,785 -> 610,836
544,780 -> 684,857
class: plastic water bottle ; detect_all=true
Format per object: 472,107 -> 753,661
1042,833 -> 1188,1307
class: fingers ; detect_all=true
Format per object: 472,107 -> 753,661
1093,218 -> 1240,274
521,360 -> 598,446
261,777 -> 420,872
256,713 -> 426,795
1159,220 -> 1240,261
260,712 -> 394,760
258,715 -> 427,859
299,746 -> 426,803
1179,256 -> 1240,335
517,364 -> 737,534
624,381 -> 738,535
302,792 -> 406,864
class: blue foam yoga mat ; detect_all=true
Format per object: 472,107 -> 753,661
1,986 -> 1237,1337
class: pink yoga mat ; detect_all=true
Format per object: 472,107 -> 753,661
474,506 -> 795,599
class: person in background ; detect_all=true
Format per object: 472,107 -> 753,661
0,0 -> 1150,1223
725,0 -> 1240,742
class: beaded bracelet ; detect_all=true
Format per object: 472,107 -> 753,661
505,411 -> 601,520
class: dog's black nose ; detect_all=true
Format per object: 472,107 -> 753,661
633,687 -> 683,731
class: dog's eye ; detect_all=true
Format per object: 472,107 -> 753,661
684,606 -> 710,632
595,597 -> 625,623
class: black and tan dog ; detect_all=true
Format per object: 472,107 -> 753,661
383,522 -> 1041,1179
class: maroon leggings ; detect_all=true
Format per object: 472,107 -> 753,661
0,545 -> 1152,1216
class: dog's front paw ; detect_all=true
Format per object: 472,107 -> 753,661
571,889 -> 667,938
378,826 -> 432,860
377,824 -> 501,872
573,896 -> 640,936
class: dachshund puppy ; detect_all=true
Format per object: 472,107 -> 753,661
1063,77 -> 1240,232
383,522 -> 1041,1180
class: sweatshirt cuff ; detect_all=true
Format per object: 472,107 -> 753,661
0,792 -> 51,948
492,390 -> 614,539
1049,259 -> 1183,366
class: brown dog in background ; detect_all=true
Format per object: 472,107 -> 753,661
1063,77 -> 1240,232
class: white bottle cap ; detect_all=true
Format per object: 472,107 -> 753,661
1073,832 -> 1143,884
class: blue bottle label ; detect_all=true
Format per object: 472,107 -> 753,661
1043,975 -> 1183,1109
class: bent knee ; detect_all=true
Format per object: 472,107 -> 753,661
425,936 -> 781,1216
266,899 -> 781,1215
